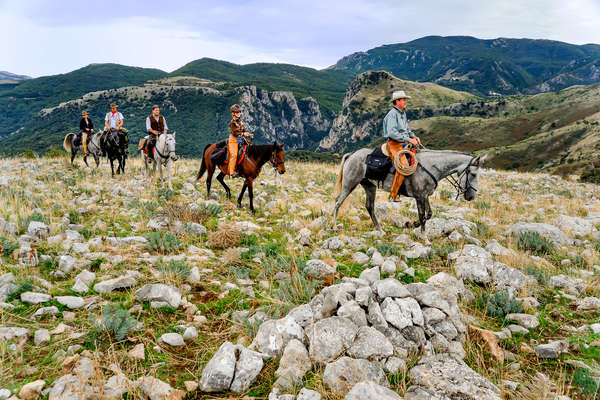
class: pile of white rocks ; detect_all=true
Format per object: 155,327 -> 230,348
199,267 -> 502,398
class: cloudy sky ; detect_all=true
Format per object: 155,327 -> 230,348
3,0 -> 600,77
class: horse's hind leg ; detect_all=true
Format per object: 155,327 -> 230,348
237,182 -> 248,208
94,155 -> 99,168
83,154 -> 90,168
110,158 -> 115,177
216,172 -> 230,199
71,150 -> 76,166
360,179 -> 380,230
332,180 -> 358,227
247,179 -> 255,214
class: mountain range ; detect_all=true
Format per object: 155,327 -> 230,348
2,35 -> 600,175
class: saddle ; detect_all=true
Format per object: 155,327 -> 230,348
211,141 -> 247,166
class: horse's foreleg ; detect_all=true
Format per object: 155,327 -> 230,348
71,150 -> 76,166
110,158 -> 115,177
360,179 -> 380,230
332,183 -> 357,228
407,197 -> 427,231
83,154 -> 90,168
248,180 -> 255,214
94,154 -> 99,168
166,161 -> 172,190
121,156 -> 126,174
216,172 -> 230,199
237,182 -> 248,208
425,197 -> 432,220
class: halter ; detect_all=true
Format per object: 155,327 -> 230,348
445,158 -> 478,200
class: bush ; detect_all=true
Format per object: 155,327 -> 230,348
472,221 -> 489,237
518,231 -> 554,255
145,231 -> 182,254
1,236 -> 18,256
573,368 -> 599,397
477,290 -> 524,318
163,202 -> 221,224
207,225 -> 241,249
91,303 -> 137,341
158,260 -> 191,279
376,244 -> 402,257
526,265 -> 548,285
440,189 -> 453,200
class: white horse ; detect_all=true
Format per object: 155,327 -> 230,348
142,132 -> 178,189
63,131 -> 103,168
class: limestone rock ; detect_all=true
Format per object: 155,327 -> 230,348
230,346 -> 265,393
252,316 -> 304,357
305,259 -> 336,278
345,381 -> 402,400
19,380 -> 45,400
138,376 -> 185,400
505,313 -> 539,330
199,342 -> 237,392
323,357 -> 387,394
347,326 -> 394,360
308,316 -> 359,363
275,339 -> 311,389
93,276 -> 137,294
135,284 -> 181,308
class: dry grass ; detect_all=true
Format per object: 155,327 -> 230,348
207,225 -> 241,249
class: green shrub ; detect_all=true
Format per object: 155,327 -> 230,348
473,200 -> 490,210
526,265 -> 548,285
158,260 -> 191,279
8,280 -> 34,302
573,368 -> 599,397
430,244 -> 456,259
68,210 -> 80,224
270,270 -> 322,317
145,231 -> 182,254
1,236 -> 18,256
476,290 -> 524,318
440,189 -> 453,200
91,303 -> 137,341
157,188 -> 176,203
376,244 -> 402,257
18,212 -> 49,234
517,231 -> 554,255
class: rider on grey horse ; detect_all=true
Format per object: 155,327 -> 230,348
144,105 -> 168,156
383,90 -> 421,201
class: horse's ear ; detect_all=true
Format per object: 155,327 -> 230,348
472,155 -> 481,167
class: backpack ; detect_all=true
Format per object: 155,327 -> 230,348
365,147 -> 395,182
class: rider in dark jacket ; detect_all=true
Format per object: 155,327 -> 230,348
79,111 -> 94,155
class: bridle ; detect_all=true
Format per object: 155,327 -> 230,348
445,158 -> 478,200
154,133 -> 175,161
270,147 -> 285,170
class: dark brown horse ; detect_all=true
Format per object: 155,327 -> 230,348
196,140 -> 286,213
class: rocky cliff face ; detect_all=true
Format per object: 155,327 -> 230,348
318,71 -> 476,152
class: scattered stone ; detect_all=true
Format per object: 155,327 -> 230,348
469,326 -> 504,363
103,373 -> 133,399
309,316 -> 359,363
138,376 -> 185,400
128,343 -> 145,360
20,292 -> 51,304
508,222 -> 571,246
93,275 -> 137,294
359,266 -> 380,284
374,278 -> 410,298
305,259 -> 336,278
402,243 -> 431,259
34,329 -> 50,346
505,313 -> 539,330
55,296 -> 84,309
347,326 -> 394,360
18,379 -> 45,400
535,340 -> 568,358
199,342 -> 236,392
0,273 -> 18,302
252,316 -> 304,358
183,327 -> 198,341
297,388 -> 321,400
576,297 -> 600,312
135,284 -> 181,309
159,333 -> 184,347
230,346 -> 265,393
27,221 -> 49,239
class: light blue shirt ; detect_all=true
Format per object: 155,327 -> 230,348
105,112 -> 124,129
383,106 -> 414,142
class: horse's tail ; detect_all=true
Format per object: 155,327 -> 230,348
63,133 -> 74,153
196,143 -> 212,181
334,153 -> 351,197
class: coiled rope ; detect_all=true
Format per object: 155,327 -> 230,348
393,148 -> 418,176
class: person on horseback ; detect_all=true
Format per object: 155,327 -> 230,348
103,103 -> 128,156
227,104 -> 253,177
383,90 -> 421,201
145,105 -> 168,156
78,111 -> 94,156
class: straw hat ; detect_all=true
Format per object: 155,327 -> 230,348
391,90 -> 411,102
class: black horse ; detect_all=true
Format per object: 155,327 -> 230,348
102,129 -> 128,176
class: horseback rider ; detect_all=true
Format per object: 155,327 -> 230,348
383,90 -> 421,201
145,105 -> 168,156
227,104 -> 254,176
103,103 -> 128,156
78,111 -> 94,156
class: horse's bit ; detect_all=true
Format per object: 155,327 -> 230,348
445,158 -> 478,200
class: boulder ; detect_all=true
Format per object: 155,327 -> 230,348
345,381 -> 402,400
274,339 -> 311,389
346,326 -> 394,360
534,340 -> 568,358
27,221 -> 50,239
553,215 -> 596,237
0,273 -> 18,302
374,278 -> 411,299
305,259 -> 336,279
199,342 -> 237,392
408,354 -> 501,400
230,346 -> 265,393
323,357 -> 388,394
252,316 -> 304,357
308,316 -> 359,363
55,296 -> 84,309
93,276 -> 137,294
21,292 -> 51,304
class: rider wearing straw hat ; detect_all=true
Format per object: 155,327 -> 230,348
383,90 -> 421,201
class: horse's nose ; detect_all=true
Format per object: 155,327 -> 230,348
279,169 -> 285,175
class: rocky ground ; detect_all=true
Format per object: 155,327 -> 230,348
0,156 -> 599,400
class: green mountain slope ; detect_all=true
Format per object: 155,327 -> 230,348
0,64 -> 167,137
331,36 -> 600,96
171,58 -> 355,116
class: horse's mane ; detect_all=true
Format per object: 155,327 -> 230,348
248,143 -> 278,158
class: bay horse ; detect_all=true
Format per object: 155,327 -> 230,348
333,148 -> 487,231
102,129 -> 128,177
196,140 -> 286,213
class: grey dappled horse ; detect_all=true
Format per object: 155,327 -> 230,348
333,148 -> 487,231
142,133 -> 178,189
63,131 -> 103,168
